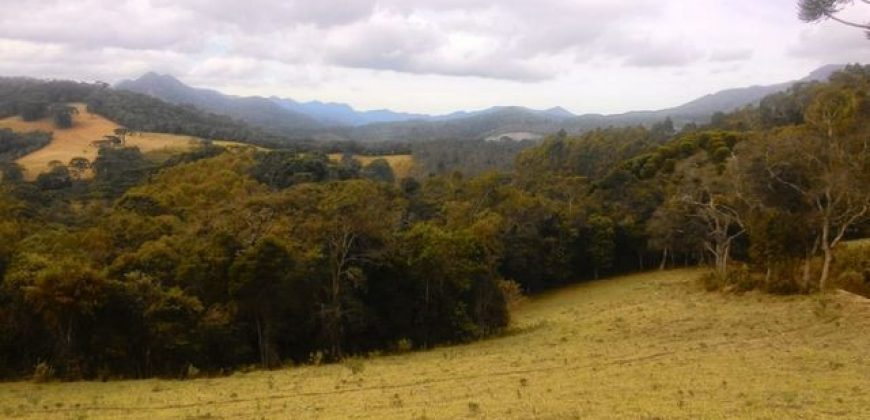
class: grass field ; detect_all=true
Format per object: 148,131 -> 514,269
1,269 -> 868,419
328,153 -> 414,179
0,104 -> 215,180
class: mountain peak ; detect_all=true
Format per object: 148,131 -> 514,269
802,64 -> 847,83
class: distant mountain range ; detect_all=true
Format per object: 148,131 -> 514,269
116,64 -> 846,142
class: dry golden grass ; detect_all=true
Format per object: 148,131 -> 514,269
1,269 -> 868,419
0,104 -> 209,180
328,153 -> 414,179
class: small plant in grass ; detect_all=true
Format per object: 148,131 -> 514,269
468,401 -> 481,415
186,364 -> 201,379
32,361 -> 54,383
395,338 -> 413,353
342,357 -> 365,375
308,351 -> 324,366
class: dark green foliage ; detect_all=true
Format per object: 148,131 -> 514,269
0,129 -> 51,162
49,104 -> 79,129
19,101 -> 48,121
92,147 -> 153,198
361,158 -> 395,183
35,165 -> 72,190
250,151 -> 331,189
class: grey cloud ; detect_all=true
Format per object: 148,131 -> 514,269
624,44 -> 704,68
710,49 -> 753,62
788,23 -> 870,62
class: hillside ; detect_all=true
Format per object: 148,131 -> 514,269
0,103 -> 213,180
2,269 -> 867,419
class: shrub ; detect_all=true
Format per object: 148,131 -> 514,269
497,279 -> 526,310
342,358 -> 365,375
832,244 -> 870,297
32,362 -> 54,383
395,338 -> 413,353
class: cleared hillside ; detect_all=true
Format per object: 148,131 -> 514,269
2,269 -> 867,419
0,104 -> 218,180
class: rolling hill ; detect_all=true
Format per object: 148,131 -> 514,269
0,103 -> 223,180
2,269 -> 867,418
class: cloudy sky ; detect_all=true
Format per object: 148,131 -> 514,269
1,0 -> 868,114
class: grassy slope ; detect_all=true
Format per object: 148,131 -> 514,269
1,269 -> 868,419
0,104 -> 233,180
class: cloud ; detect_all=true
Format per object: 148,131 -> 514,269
710,49 -> 753,62
0,0 -> 865,113
624,44 -> 704,68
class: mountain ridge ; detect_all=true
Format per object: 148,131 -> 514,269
116,64 -> 847,142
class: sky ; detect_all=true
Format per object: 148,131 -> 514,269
1,0 -> 868,115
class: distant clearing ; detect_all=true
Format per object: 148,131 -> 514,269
2,269 -> 868,419
0,104 -> 235,180
328,153 -> 414,179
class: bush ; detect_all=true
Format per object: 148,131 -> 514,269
342,358 -> 365,375
832,245 -> 870,297
395,338 -> 413,354
32,362 -> 54,383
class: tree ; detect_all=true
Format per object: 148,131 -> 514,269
761,88 -> 869,290
798,0 -> 870,38
676,156 -> 748,278
6,255 -> 110,376
228,238 -> 296,368
586,214 -> 616,279
36,165 -> 72,190
361,158 -> 395,183
291,180 -> 404,359
49,104 -> 79,129
113,128 -> 131,146
68,157 -> 91,180
19,101 -> 48,121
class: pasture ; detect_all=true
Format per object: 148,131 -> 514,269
0,104 -> 215,180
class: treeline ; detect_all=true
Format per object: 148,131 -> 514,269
0,129 -> 51,163
0,66 -> 868,381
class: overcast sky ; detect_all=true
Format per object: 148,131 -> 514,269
1,0 -> 868,114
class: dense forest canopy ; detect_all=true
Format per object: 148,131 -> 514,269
0,65 -> 867,381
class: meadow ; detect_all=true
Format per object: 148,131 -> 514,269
0,104 -> 222,180
1,269 -> 867,419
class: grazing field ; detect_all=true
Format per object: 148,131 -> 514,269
1,269 -> 868,419
328,153 -> 414,179
0,104 -> 217,180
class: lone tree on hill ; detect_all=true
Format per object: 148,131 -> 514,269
799,0 -> 870,38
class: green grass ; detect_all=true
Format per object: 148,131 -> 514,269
1,269 -> 868,419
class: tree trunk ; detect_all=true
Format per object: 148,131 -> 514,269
819,220 -> 832,291
820,246 -> 833,291
659,248 -> 668,270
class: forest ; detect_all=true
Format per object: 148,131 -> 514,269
0,65 -> 868,381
